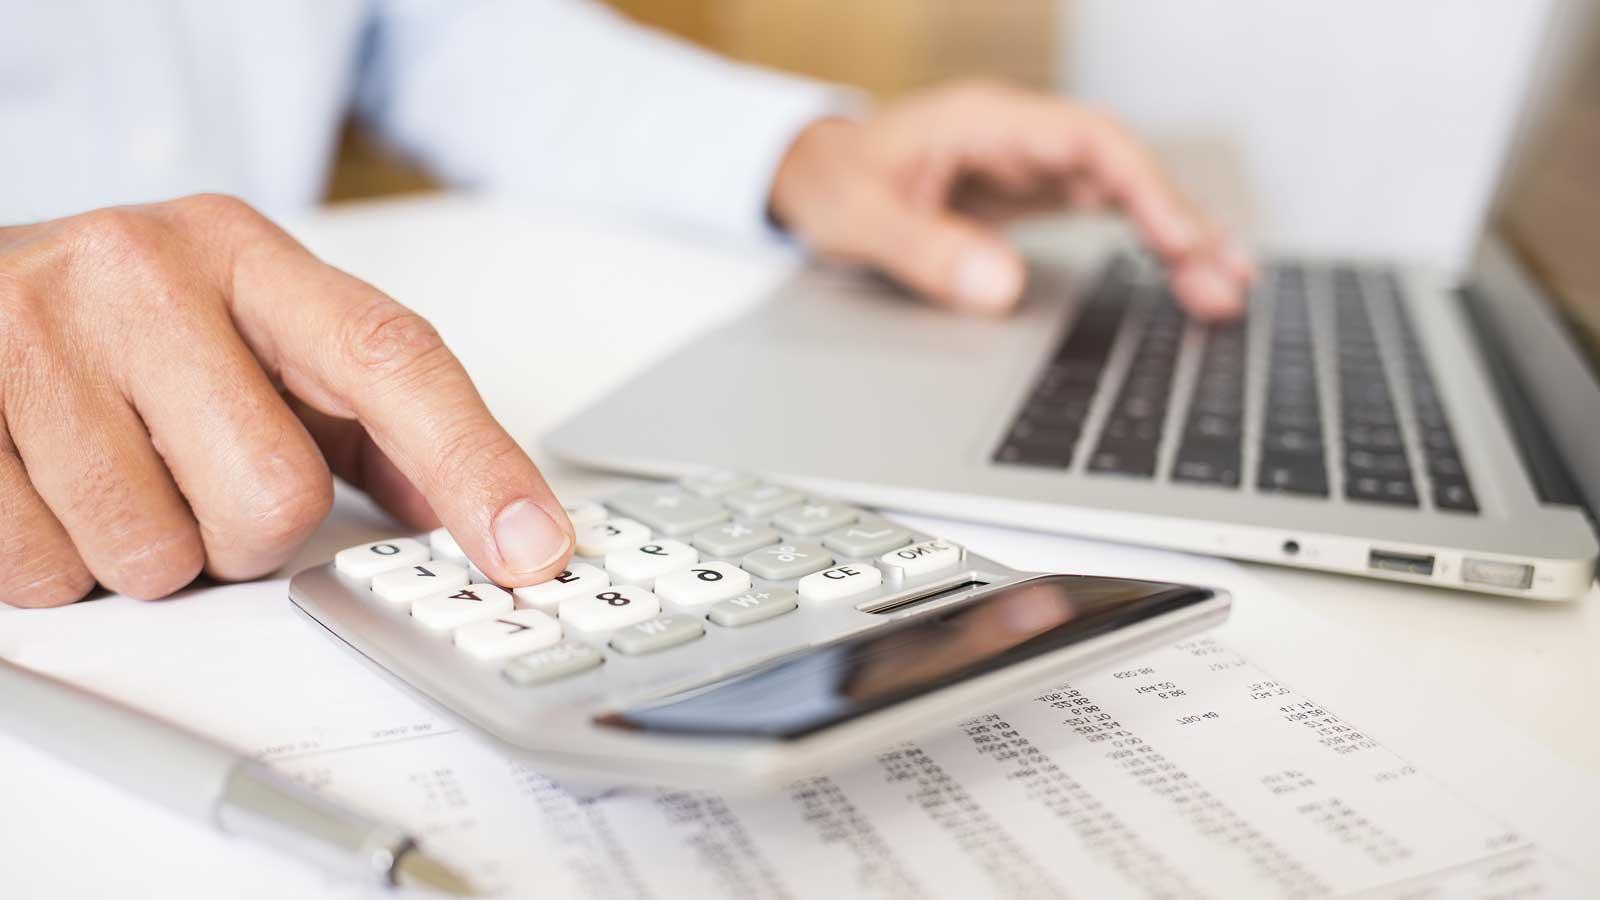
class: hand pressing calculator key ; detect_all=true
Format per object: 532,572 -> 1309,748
290,475 -> 1229,790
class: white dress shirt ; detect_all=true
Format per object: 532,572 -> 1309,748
0,0 -> 842,238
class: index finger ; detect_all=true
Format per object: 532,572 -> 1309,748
225,228 -> 574,587
1016,100 -> 1255,316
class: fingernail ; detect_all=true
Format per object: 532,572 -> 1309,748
955,246 -> 1023,312
493,499 -> 571,578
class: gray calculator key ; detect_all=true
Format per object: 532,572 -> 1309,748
741,541 -> 832,580
821,517 -> 912,557
606,487 -> 730,537
609,614 -> 706,655
707,588 -> 800,627
503,642 -> 604,685
692,520 -> 781,557
679,471 -> 757,498
771,501 -> 859,536
723,484 -> 806,518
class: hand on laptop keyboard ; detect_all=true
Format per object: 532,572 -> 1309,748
769,80 -> 1255,318
0,196 -> 574,608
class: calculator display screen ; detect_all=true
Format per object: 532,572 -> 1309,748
600,576 -> 1213,740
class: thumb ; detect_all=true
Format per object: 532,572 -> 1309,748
843,189 -> 1026,314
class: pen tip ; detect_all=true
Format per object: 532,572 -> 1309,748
394,848 -> 476,896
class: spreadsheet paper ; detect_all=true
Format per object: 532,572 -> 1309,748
2,520 -> 1595,898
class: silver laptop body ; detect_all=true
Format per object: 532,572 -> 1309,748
547,24 -> 1600,601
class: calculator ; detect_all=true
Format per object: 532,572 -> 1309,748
289,474 -> 1230,790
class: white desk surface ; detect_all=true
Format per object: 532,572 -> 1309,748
286,192 -> 1600,777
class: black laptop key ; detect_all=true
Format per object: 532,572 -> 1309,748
1342,425 -> 1403,451
1263,428 -> 1323,455
1434,479 -> 1479,513
1426,453 -> 1466,479
1347,475 -> 1419,506
1345,449 -> 1410,476
1257,454 -> 1330,496
997,441 -> 1072,468
1171,451 -> 1241,486
1088,447 -> 1157,478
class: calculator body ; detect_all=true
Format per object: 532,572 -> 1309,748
289,483 -> 1229,791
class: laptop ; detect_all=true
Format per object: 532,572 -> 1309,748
546,24 -> 1600,601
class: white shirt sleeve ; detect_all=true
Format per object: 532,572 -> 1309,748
357,0 -> 854,240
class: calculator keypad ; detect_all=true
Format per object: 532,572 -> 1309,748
797,562 -> 883,604
454,609 -> 562,660
742,541 -> 833,580
608,614 -> 706,655
575,518 -> 651,557
329,476 -> 972,688
335,538 -> 429,578
706,588 -> 800,627
372,561 -> 469,605
413,583 -> 514,631
604,539 -> 698,585
654,561 -> 752,606
691,521 -> 781,557
771,502 -> 859,536
559,586 -> 662,634
512,561 -> 610,614
607,487 -> 729,537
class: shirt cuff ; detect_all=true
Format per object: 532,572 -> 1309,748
652,63 -> 863,242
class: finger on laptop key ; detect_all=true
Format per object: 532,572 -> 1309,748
227,246 -> 574,587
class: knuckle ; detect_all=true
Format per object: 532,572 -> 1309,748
234,470 -> 334,550
168,192 -> 271,239
0,569 -> 95,608
101,528 -> 206,600
0,537 -> 95,608
68,207 -> 165,265
430,423 -> 522,498
946,77 -> 1014,107
0,272 -> 47,348
340,298 -> 450,381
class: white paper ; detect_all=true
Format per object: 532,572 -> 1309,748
3,514 -> 1596,899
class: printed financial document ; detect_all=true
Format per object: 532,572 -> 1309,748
2,518 -> 1595,899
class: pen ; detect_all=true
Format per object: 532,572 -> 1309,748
0,657 -> 471,895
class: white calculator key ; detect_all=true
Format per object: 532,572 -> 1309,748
798,563 -> 883,603
772,502 -> 859,537
427,528 -> 467,561
563,501 -> 608,528
454,609 -> 563,661
412,583 -> 513,631
654,561 -> 753,606
512,561 -> 610,614
334,538 -> 429,579
371,561 -> 469,605
575,518 -> 651,557
604,540 -> 699,586
879,539 -> 964,577
559,586 -> 661,634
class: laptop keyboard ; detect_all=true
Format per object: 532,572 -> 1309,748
995,257 -> 1479,513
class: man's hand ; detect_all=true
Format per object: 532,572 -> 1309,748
770,81 -> 1254,318
0,195 -> 574,608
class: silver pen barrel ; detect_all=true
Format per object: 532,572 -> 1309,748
0,658 -> 435,890
217,762 -> 412,885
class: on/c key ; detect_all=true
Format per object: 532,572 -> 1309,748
879,540 -> 963,578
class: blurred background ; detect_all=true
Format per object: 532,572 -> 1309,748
327,0 -> 1598,351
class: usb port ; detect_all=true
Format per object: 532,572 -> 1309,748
1368,550 -> 1435,577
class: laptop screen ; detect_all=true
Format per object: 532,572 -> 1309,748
1497,8 -> 1600,373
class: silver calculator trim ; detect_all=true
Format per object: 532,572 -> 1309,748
290,546 -> 1229,792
